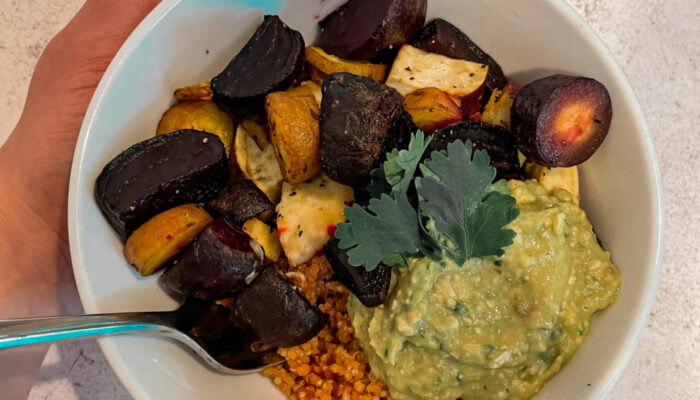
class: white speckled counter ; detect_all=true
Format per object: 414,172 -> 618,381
0,0 -> 698,399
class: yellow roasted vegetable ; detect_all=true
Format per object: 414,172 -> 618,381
234,121 -> 283,203
300,80 -> 322,106
173,82 -> 213,102
265,85 -> 321,183
242,218 -> 282,263
482,81 -> 521,131
523,162 -> 580,205
305,46 -> 387,84
156,101 -> 234,156
403,88 -> 463,132
124,204 -> 212,276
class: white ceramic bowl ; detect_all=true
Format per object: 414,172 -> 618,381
68,0 -> 663,399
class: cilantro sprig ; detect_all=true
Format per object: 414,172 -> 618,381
335,131 -> 519,271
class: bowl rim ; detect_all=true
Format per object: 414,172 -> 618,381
67,0 -> 664,399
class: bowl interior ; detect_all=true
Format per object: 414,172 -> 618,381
68,0 -> 662,399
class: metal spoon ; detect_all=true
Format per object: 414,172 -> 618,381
0,298 -> 282,374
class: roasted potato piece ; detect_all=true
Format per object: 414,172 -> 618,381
265,85 -> 321,183
174,82 -> 213,102
386,44 -> 487,119
242,218 -> 282,263
300,80 -> 322,105
211,16 -> 305,109
233,121 -> 283,203
481,81 -> 522,131
403,88 -> 463,132
124,204 -> 212,276
305,46 -> 387,84
318,0 -> 427,60
156,101 -> 234,156
523,162 -> 580,205
276,174 -> 354,266
161,218 -> 264,300
512,74 -> 612,167
411,18 -> 508,93
95,130 -> 229,238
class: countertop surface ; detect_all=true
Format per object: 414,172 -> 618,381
1,0 -> 698,399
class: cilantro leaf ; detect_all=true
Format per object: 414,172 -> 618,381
335,192 -> 422,271
367,131 -> 431,198
417,140 -> 519,264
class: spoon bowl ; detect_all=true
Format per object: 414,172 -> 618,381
0,298 -> 282,374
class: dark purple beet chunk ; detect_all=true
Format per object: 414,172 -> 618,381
95,130 -> 229,239
430,121 -> 522,181
211,15 -> 305,109
320,72 -> 407,187
324,239 -> 391,307
229,266 -> 328,348
318,0 -> 426,60
160,218 -> 264,300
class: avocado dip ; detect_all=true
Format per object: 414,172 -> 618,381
348,180 -> 621,400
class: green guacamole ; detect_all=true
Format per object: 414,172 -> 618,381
348,180 -> 621,400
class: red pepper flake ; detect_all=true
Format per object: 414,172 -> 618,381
326,225 -> 337,236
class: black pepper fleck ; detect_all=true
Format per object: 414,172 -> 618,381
289,191 -> 297,197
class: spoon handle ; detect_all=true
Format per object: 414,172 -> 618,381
0,313 -> 169,349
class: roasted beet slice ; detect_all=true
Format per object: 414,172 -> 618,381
207,178 -> 273,226
324,239 -> 391,307
411,18 -> 508,93
95,130 -> 229,239
431,121 -> 522,180
318,0 -> 427,60
512,75 -> 612,167
160,218 -> 264,300
320,72 -> 406,186
183,301 -> 281,370
229,266 -> 328,348
211,15 -> 304,110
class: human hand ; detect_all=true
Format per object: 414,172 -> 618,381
0,0 -> 160,397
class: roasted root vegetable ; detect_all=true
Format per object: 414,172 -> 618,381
512,74 -> 613,167
481,81 -> 521,131
305,46 -> 387,84
173,82 -> 213,102
95,130 -> 229,238
403,88 -> 463,132
276,174 -> 354,266
156,101 -> 234,156
300,80 -> 322,105
431,121 -> 522,180
229,266 -> 328,348
324,239 -> 391,307
523,162 -> 580,205
161,218 -> 264,300
233,121 -> 283,203
242,218 -> 282,263
319,72 -> 406,186
211,15 -> 305,110
411,18 -> 508,93
318,0 -> 427,60
207,178 -> 274,225
124,204 -> 212,276
265,85 -> 321,183
386,44 -> 488,119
